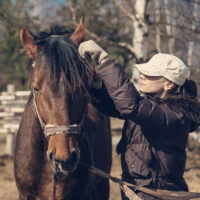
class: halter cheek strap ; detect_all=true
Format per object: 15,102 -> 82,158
32,90 -> 45,129
32,88 -> 88,138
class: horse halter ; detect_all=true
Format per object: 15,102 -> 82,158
32,88 -> 88,138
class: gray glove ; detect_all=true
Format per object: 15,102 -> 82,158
78,40 -> 108,65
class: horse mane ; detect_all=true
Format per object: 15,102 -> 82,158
29,25 -> 94,94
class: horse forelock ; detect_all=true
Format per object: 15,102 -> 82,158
29,26 -> 94,94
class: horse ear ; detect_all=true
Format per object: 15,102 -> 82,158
20,27 -> 37,59
71,18 -> 85,45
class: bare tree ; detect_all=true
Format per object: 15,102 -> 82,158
187,2 -> 198,68
110,0 -> 149,88
164,0 -> 176,54
57,0 -> 200,91
111,0 -> 148,62
155,0 -> 161,52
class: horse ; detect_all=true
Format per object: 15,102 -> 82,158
14,19 -> 112,200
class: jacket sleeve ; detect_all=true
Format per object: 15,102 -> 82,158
97,58 -> 169,128
89,82 -> 122,119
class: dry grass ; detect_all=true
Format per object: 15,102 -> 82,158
0,156 -> 17,200
0,118 -> 200,200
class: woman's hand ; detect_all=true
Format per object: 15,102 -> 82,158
78,40 -> 108,65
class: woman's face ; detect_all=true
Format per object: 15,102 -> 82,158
139,74 -> 172,97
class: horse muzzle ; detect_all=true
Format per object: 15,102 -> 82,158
47,151 -> 79,176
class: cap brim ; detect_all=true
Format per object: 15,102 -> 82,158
134,64 -> 161,77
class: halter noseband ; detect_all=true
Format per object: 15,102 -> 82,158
32,88 -> 88,138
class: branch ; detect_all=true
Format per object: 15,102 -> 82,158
110,0 -> 136,21
117,42 -> 135,54
65,1 -> 136,56
149,28 -> 198,43
67,0 -> 76,22
67,4 -> 136,55
71,20 -> 135,55
0,12 -> 13,28
0,12 -> 7,22
86,28 -> 135,54
151,21 -> 200,36
185,0 -> 200,4
123,0 -> 134,11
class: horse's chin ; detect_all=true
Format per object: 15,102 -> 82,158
48,159 -> 78,176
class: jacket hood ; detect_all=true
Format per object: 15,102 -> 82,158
160,96 -> 200,131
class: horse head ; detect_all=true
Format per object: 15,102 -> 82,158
20,18 -> 94,176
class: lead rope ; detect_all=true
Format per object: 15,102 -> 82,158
80,162 -> 200,200
121,185 -> 142,200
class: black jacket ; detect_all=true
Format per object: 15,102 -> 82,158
90,59 -> 200,199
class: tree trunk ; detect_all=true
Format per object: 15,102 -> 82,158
155,0 -> 161,52
164,0 -> 176,54
132,0 -> 148,61
131,0 -> 148,89
187,2 -> 198,68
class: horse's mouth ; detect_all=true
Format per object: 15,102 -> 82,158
48,153 -> 79,176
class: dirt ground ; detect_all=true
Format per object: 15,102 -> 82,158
0,118 -> 200,200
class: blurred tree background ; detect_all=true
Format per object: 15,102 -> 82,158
0,0 -> 200,94
0,0 -> 33,89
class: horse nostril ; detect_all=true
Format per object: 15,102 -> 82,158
71,151 -> 78,162
47,152 -> 54,161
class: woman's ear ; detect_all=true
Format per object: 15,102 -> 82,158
164,81 -> 175,91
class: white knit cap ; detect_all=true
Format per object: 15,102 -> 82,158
135,53 -> 189,86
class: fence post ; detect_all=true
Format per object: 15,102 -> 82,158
5,84 -> 15,156
7,84 -> 15,94
5,132 -> 15,156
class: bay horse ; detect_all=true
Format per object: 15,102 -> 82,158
14,19 -> 112,200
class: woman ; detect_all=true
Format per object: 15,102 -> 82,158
78,41 -> 200,200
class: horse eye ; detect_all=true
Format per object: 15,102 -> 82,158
33,87 -> 40,93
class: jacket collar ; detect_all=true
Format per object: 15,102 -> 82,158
160,96 -> 200,127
